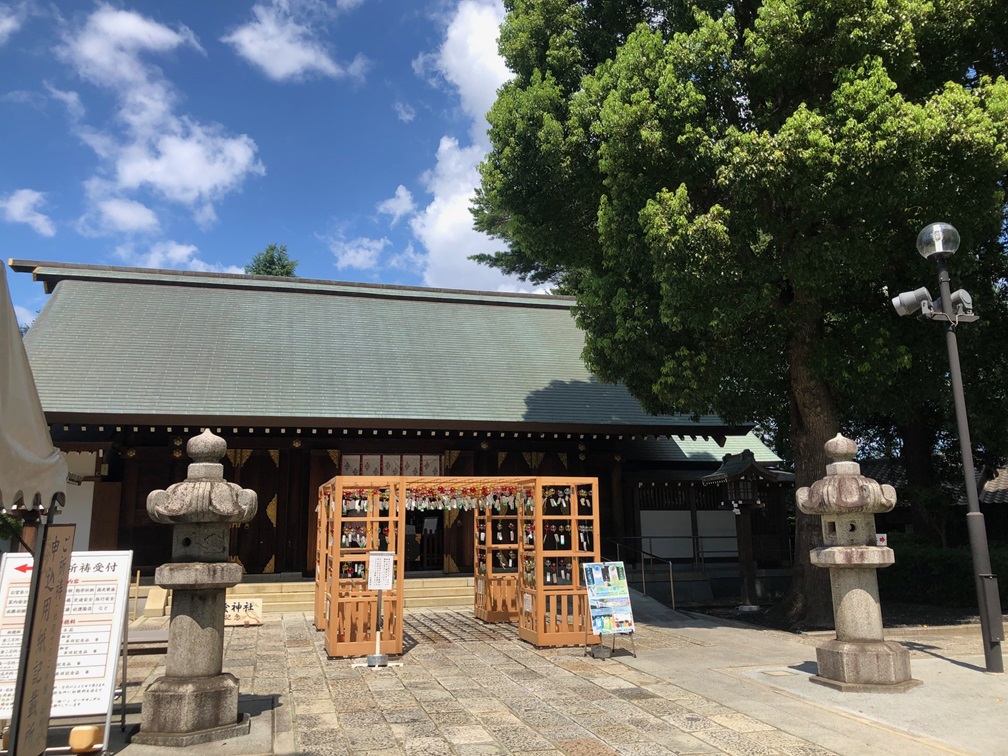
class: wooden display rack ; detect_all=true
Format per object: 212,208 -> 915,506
314,484 -> 331,630
473,479 -> 535,622
316,476 -> 406,658
517,477 -> 601,647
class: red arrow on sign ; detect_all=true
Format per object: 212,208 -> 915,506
14,564 -> 32,573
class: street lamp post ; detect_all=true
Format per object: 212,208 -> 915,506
892,222 -> 1005,673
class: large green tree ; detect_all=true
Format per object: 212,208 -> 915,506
246,243 -> 298,277
474,0 -> 1008,625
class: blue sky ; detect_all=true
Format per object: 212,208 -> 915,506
1,0 -> 530,326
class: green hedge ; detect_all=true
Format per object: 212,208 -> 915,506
878,535 -> 1008,607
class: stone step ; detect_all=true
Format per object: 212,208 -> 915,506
143,575 -> 479,614
404,595 -> 473,609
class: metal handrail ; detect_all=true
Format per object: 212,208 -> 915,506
610,534 -> 795,570
602,537 -> 676,610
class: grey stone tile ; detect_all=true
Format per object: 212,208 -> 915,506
402,736 -> 455,755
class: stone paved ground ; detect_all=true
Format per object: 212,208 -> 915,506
125,609 -> 835,756
121,602 -> 1005,755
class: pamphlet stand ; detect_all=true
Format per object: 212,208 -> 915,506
316,476 -> 405,658
516,477 -> 601,648
473,479 -> 534,622
585,625 -> 637,659
581,559 -> 637,659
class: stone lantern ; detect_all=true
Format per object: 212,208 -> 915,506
797,434 -> 918,691
133,430 -> 258,746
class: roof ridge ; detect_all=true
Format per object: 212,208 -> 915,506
8,259 -> 573,308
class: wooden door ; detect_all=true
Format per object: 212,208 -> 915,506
226,449 -> 281,574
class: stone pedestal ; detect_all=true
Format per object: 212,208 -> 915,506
135,430 -> 257,746
797,435 -> 919,691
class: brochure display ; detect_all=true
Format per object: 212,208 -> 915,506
516,477 -> 601,648
473,480 -> 534,622
316,476 -> 405,658
582,561 -> 637,657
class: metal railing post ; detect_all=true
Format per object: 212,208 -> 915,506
669,563 -> 675,610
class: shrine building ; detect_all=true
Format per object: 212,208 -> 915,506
10,260 -> 793,584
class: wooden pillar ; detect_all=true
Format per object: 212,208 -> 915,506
736,507 -> 758,607
689,485 -> 700,568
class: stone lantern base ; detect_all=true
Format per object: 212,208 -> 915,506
132,673 -> 251,746
811,640 -> 921,692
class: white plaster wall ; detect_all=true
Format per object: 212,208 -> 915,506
638,511 -> 694,559
61,452 -> 95,551
696,510 -> 738,558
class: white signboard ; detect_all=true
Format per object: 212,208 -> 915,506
0,551 -> 132,718
224,598 -> 263,626
367,551 -> 395,591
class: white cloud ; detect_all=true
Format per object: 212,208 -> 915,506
13,305 -> 35,328
393,101 -> 416,123
0,5 -> 24,46
410,137 -> 520,290
377,185 -> 416,226
45,83 -> 85,121
114,240 -> 243,273
115,124 -> 261,205
59,5 -> 264,226
327,235 -> 389,270
223,1 -> 368,82
1,189 -> 56,236
96,198 -> 159,233
401,1 -> 523,292
436,0 -> 510,144
386,242 -> 424,273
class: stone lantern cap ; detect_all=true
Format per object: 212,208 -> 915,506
147,429 -> 257,525
796,434 -> 896,515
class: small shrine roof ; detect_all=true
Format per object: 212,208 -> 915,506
701,449 -> 793,485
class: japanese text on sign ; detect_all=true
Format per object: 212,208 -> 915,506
0,551 -> 132,719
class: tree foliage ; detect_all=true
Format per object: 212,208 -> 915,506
475,0 -> 1008,624
246,243 -> 298,277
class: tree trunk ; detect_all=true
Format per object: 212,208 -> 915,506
898,419 -> 943,545
769,320 -> 837,629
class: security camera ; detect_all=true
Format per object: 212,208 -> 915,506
891,287 -> 933,317
950,289 -> 973,315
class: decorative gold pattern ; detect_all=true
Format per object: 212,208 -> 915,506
266,495 -> 277,527
327,449 -> 341,467
268,449 -> 280,467
225,449 -> 253,469
498,451 -> 508,468
263,555 -> 275,574
558,453 -> 568,470
522,452 -> 545,471
445,450 -> 460,471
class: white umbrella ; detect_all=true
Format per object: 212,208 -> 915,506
0,263 -> 66,512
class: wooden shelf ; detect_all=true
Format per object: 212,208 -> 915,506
517,477 -> 601,648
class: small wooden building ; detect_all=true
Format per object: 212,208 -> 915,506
11,260 -> 791,577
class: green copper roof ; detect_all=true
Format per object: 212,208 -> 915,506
13,261 -> 752,435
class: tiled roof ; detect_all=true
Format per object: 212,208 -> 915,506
979,470 -> 1008,505
855,457 -> 1008,506
701,448 -> 791,484
621,433 -> 782,466
11,261 -> 752,436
